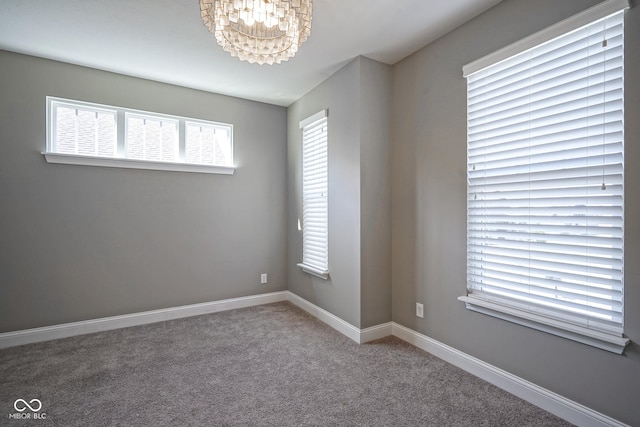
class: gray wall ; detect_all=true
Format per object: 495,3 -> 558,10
287,57 -> 392,329
390,0 -> 640,424
287,58 -> 362,327
0,50 -> 288,333
359,57 -> 392,328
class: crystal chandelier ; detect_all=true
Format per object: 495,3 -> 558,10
200,0 -> 312,65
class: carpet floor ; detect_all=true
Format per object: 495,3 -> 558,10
0,302 -> 573,426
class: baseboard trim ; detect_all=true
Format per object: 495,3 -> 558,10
286,292 -> 362,342
0,291 -> 288,349
361,322 -> 393,343
391,322 -> 628,427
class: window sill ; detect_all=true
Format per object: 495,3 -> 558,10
297,263 -> 329,280
458,295 -> 629,354
42,152 -> 235,175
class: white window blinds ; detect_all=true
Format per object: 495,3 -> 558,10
52,102 -> 116,157
462,3 -> 628,353
126,114 -> 179,162
298,110 -> 329,278
186,122 -> 233,167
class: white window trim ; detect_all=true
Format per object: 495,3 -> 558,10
42,152 -> 235,175
458,296 -> 629,354
463,0 -> 629,77
460,0 -> 629,354
299,110 -> 327,129
43,97 -> 235,175
297,263 -> 330,280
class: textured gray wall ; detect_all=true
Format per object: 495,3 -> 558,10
287,58 -> 362,328
0,51 -> 287,333
390,0 -> 640,424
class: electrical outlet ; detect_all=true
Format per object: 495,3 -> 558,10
260,273 -> 268,284
416,303 -> 424,318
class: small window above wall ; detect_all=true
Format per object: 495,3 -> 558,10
44,97 -> 235,175
52,101 -> 116,157
125,114 -> 179,163
186,121 -> 233,167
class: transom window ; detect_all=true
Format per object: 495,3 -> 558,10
186,121 -> 233,166
125,114 -> 179,162
53,103 -> 116,157
45,97 -> 234,175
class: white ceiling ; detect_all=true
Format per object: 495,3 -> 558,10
0,0 -> 501,106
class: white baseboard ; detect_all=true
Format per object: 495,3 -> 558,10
0,289 -> 378,349
391,322 -> 628,427
0,291 -> 288,349
286,292 -> 362,342
286,292 -> 393,344
361,322 -> 393,343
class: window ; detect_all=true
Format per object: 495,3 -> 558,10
52,103 -> 116,157
45,97 -> 234,174
297,110 -> 329,279
460,1 -> 629,353
186,121 -> 233,166
125,114 -> 179,162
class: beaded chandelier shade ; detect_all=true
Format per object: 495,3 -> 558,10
200,0 -> 312,65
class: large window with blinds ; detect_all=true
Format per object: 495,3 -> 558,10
45,97 -> 234,175
459,0 -> 628,353
297,110 -> 329,279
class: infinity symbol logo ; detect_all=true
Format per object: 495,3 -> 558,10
14,399 -> 42,412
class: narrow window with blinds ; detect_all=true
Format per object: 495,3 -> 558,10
459,1 -> 629,353
45,97 -> 235,174
297,110 -> 329,279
